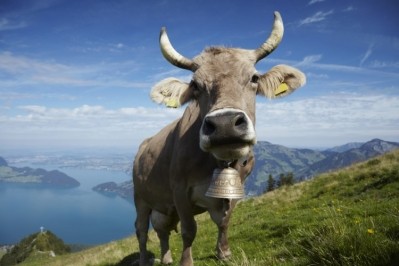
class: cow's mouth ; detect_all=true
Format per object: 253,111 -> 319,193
199,108 -> 256,161
202,142 -> 254,161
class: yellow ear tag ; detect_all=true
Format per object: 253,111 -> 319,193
275,83 -> 288,96
165,98 -> 179,108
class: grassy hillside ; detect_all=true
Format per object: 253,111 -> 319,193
21,150 -> 399,266
1,230 -> 71,265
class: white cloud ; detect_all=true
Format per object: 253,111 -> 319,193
0,104 -> 183,150
299,10 -> 334,26
0,52 -> 69,74
296,54 -> 323,66
0,52 -> 150,89
306,72 -> 329,79
151,68 -> 192,83
360,44 -> 374,66
0,18 -> 27,31
19,105 -> 47,114
291,54 -> 399,79
308,0 -> 325,5
343,6 -> 355,12
369,60 -> 399,69
255,93 -> 399,147
1,91 -> 398,150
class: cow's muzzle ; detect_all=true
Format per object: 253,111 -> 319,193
199,108 -> 256,160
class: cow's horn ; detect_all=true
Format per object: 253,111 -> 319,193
254,11 -> 284,62
160,27 -> 196,71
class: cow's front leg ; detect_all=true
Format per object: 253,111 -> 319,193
174,191 -> 197,266
181,220 -> 196,266
209,199 -> 238,260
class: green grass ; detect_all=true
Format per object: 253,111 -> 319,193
0,250 -> 6,261
20,150 -> 399,265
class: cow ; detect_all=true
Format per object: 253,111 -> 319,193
133,11 -> 306,266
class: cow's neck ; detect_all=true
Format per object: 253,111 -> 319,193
171,102 -> 219,175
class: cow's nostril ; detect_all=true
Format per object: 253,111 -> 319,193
203,117 -> 216,135
234,114 -> 247,128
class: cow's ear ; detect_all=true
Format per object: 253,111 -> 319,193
151,78 -> 192,108
257,65 -> 306,99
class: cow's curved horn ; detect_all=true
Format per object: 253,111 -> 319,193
160,27 -> 196,71
254,11 -> 284,62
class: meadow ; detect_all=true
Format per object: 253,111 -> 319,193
20,150 -> 399,265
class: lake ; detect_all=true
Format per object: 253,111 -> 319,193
0,165 -> 135,245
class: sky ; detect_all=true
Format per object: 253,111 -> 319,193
0,0 -> 398,154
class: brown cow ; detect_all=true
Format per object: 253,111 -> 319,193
133,11 -> 306,266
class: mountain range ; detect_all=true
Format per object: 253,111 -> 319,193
246,138 -> 399,195
93,138 -> 399,198
0,157 -> 80,188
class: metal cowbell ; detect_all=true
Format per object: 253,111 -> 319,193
205,167 -> 244,199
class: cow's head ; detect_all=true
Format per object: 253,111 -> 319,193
151,12 -> 306,161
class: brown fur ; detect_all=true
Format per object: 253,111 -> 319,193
134,45 -> 305,265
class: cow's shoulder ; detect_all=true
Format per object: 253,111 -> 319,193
134,119 -> 180,179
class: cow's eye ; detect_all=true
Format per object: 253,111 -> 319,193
191,80 -> 201,96
251,74 -> 260,84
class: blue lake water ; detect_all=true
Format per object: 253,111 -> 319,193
0,165 -> 136,245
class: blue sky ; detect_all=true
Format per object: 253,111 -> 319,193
0,0 -> 398,153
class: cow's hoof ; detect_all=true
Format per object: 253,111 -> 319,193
217,248 -> 232,261
179,257 -> 194,266
161,250 -> 173,264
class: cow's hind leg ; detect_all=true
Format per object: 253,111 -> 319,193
135,197 -> 152,266
151,210 -> 179,265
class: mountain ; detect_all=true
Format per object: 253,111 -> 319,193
245,141 -> 328,195
0,157 -> 7,167
0,230 -> 71,265
22,150 -> 399,265
0,156 -> 80,188
92,180 -> 133,201
91,139 -> 399,198
91,141 -> 325,200
326,142 -> 363,153
247,139 -> 399,194
297,139 -> 399,179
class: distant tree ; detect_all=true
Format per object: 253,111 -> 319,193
277,172 -> 295,188
285,172 -> 295,186
266,174 -> 275,192
277,173 -> 285,188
